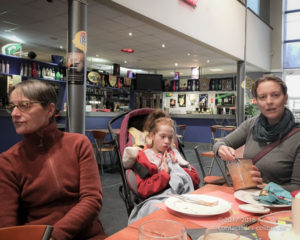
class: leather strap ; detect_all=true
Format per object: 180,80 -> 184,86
252,127 -> 300,164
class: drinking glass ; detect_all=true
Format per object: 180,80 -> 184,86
203,228 -> 240,240
227,158 -> 257,191
138,219 -> 187,240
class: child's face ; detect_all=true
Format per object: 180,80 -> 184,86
150,124 -> 174,153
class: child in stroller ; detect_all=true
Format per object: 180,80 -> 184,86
123,109 -> 200,223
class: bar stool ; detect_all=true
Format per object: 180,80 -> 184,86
92,130 -> 116,174
194,147 -> 231,186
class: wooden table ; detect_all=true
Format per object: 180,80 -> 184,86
105,184 -> 279,240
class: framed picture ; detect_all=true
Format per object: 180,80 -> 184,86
199,78 -> 210,91
170,98 -> 176,108
179,79 -> 188,91
178,94 -> 186,107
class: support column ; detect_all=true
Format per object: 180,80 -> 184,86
237,61 -> 246,126
66,0 -> 87,133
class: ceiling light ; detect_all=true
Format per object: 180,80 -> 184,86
128,32 -> 132,36
121,48 -> 134,53
187,53 -> 191,56
87,56 -> 111,64
209,68 -> 224,72
206,59 -> 210,63
175,63 -> 178,67
59,45 -> 63,49
3,34 -> 24,43
96,54 -> 99,57
162,44 -> 165,48
124,60 -> 127,63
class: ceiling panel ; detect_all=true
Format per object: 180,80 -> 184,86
0,0 -> 243,76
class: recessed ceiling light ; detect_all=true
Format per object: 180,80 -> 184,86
3,34 -> 24,43
129,32 -> 132,36
96,54 -> 99,57
187,53 -> 191,56
175,63 -> 178,67
162,44 -> 165,48
59,45 -> 63,49
124,60 -> 127,63
206,59 -> 210,63
209,68 -> 224,72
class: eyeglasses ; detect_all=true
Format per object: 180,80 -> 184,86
5,101 -> 44,114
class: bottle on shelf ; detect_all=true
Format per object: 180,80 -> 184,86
24,63 -> 28,77
1,60 -> 5,73
55,68 -> 61,80
28,63 -> 32,77
37,64 -> 41,78
6,61 -> 9,74
32,62 -> 37,78
20,62 -> 24,76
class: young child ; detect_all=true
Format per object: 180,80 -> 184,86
134,115 -> 200,199
128,113 -> 200,223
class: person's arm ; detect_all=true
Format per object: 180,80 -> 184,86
135,151 -> 170,199
51,136 -> 102,240
281,149 -> 300,192
213,118 -> 255,161
0,154 -> 19,227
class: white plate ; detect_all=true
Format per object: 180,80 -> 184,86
165,194 -> 231,217
268,225 -> 292,240
234,189 -> 291,208
239,203 -> 270,214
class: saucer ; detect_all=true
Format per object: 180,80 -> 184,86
239,204 -> 270,214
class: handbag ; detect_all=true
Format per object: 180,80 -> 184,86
252,127 -> 300,164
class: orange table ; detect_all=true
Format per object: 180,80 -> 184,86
105,184 -> 279,240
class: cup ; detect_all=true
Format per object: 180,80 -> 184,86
203,228 -> 240,240
138,219 -> 187,240
227,158 -> 257,191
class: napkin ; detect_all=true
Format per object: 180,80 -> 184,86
255,182 -> 292,205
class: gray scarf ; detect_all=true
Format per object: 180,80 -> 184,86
252,108 -> 295,143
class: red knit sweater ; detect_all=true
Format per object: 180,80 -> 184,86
0,122 -> 106,240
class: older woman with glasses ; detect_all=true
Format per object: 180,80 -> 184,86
0,80 -> 106,239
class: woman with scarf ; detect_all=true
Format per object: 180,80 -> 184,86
213,76 -> 300,192
0,80 -> 106,239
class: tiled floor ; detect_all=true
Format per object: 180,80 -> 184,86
98,142 -> 223,237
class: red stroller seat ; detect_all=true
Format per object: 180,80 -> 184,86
107,108 -> 186,216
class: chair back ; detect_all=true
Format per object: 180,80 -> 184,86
0,225 -> 53,240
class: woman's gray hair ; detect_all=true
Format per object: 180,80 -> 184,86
9,79 -> 58,122
252,76 -> 287,98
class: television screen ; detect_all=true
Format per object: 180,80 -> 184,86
135,74 -> 163,91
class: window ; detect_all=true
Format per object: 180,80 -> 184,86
283,0 -> 300,68
286,0 -> 300,11
247,0 -> 260,15
285,73 -> 300,122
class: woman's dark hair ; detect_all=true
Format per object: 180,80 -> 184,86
252,76 -> 287,98
9,79 -> 58,122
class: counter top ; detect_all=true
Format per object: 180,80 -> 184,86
0,109 -> 236,119
170,113 -> 236,119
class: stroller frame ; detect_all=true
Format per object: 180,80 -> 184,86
108,108 -> 186,216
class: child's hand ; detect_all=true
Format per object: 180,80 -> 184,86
162,152 -> 170,173
169,151 -> 177,163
